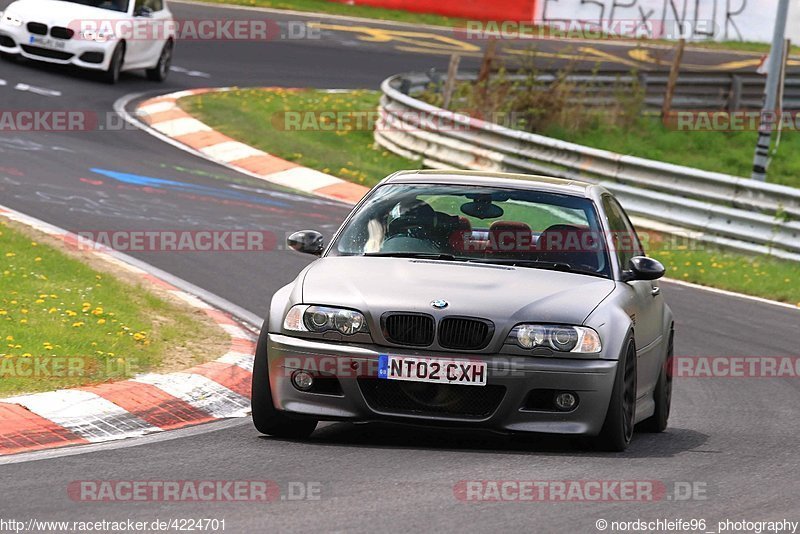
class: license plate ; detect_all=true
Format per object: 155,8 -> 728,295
378,355 -> 487,386
29,36 -> 65,50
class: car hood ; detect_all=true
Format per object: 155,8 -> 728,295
301,257 -> 616,326
7,0 -> 130,21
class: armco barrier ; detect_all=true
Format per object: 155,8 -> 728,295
396,70 -> 800,113
375,72 -> 800,261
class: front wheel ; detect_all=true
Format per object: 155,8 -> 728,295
101,43 -> 124,84
251,319 -> 318,439
146,40 -> 173,82
639,330 -> 673,433
592,336 -> 637,452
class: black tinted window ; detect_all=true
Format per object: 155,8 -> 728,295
602,195 -> 643,268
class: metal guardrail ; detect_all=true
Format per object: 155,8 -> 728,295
376,73 -> 800,261
403,69 -> 800,111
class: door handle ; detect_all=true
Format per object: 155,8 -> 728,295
651,285 -> 661,296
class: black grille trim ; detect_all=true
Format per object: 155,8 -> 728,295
27,22 -> 48,35
50,26 -> 75,39
438,316 -> 494,350
20,45 -> 73,60
382,312 -> 435,347
358,378 -> 505,418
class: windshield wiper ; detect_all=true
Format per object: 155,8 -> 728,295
362,252 -> 459,261
474,259 -> 601,277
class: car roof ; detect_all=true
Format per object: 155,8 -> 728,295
383,170 -> 597,197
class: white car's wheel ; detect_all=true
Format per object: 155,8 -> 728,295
146,40 -> 173,82
101,43 -> 124,84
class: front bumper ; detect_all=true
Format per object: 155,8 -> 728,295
0,26 -> 114,70
267,334 -> 618,436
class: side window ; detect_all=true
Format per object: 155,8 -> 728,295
135,0 -> 163,13
602,195 -> 642,269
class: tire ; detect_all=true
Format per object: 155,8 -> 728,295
0,52 -> 19,62
146,40 -> 173,82
639,330 -> 674,433
102,43 -> 124,84
592,336 -> 637,452
251,319 -> 318,439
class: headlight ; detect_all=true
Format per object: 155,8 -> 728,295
80,29 -> 114,42
2,13 -> 23,27
511,324 -> 601,353
283,305 -> 368,336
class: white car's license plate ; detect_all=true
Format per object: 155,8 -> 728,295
29,36 -> 65,50
378,355 -> 487,386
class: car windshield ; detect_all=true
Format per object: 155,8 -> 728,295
329,183 -> 612,278
57,0 -> 130,12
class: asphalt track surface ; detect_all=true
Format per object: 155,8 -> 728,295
0,2 -> 799,531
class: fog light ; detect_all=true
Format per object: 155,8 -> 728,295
291,370 -> 314,391
554,392 -> 578,411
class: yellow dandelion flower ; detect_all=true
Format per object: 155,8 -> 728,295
97,319 -> 106,325
72,322 -> 84,327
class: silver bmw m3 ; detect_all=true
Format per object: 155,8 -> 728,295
252,170 -> 674,451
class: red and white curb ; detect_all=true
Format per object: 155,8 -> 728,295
0,205 -> 257,456
133,88 -> 370,205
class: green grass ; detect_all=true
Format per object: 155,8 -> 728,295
645,232 -> 800,305
0,221 -> 225,396
180,88 -> 421,187
543,117 -> 800,189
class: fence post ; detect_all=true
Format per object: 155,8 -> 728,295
662,38 -> 686,117
442,54 -> 461,110
728,75 -> 743,111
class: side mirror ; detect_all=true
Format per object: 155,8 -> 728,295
287,230 -> 324,256
622,256 -> 665,281
134,5 -> 153,17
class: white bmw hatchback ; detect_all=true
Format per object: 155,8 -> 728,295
0,0 -> 175,83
